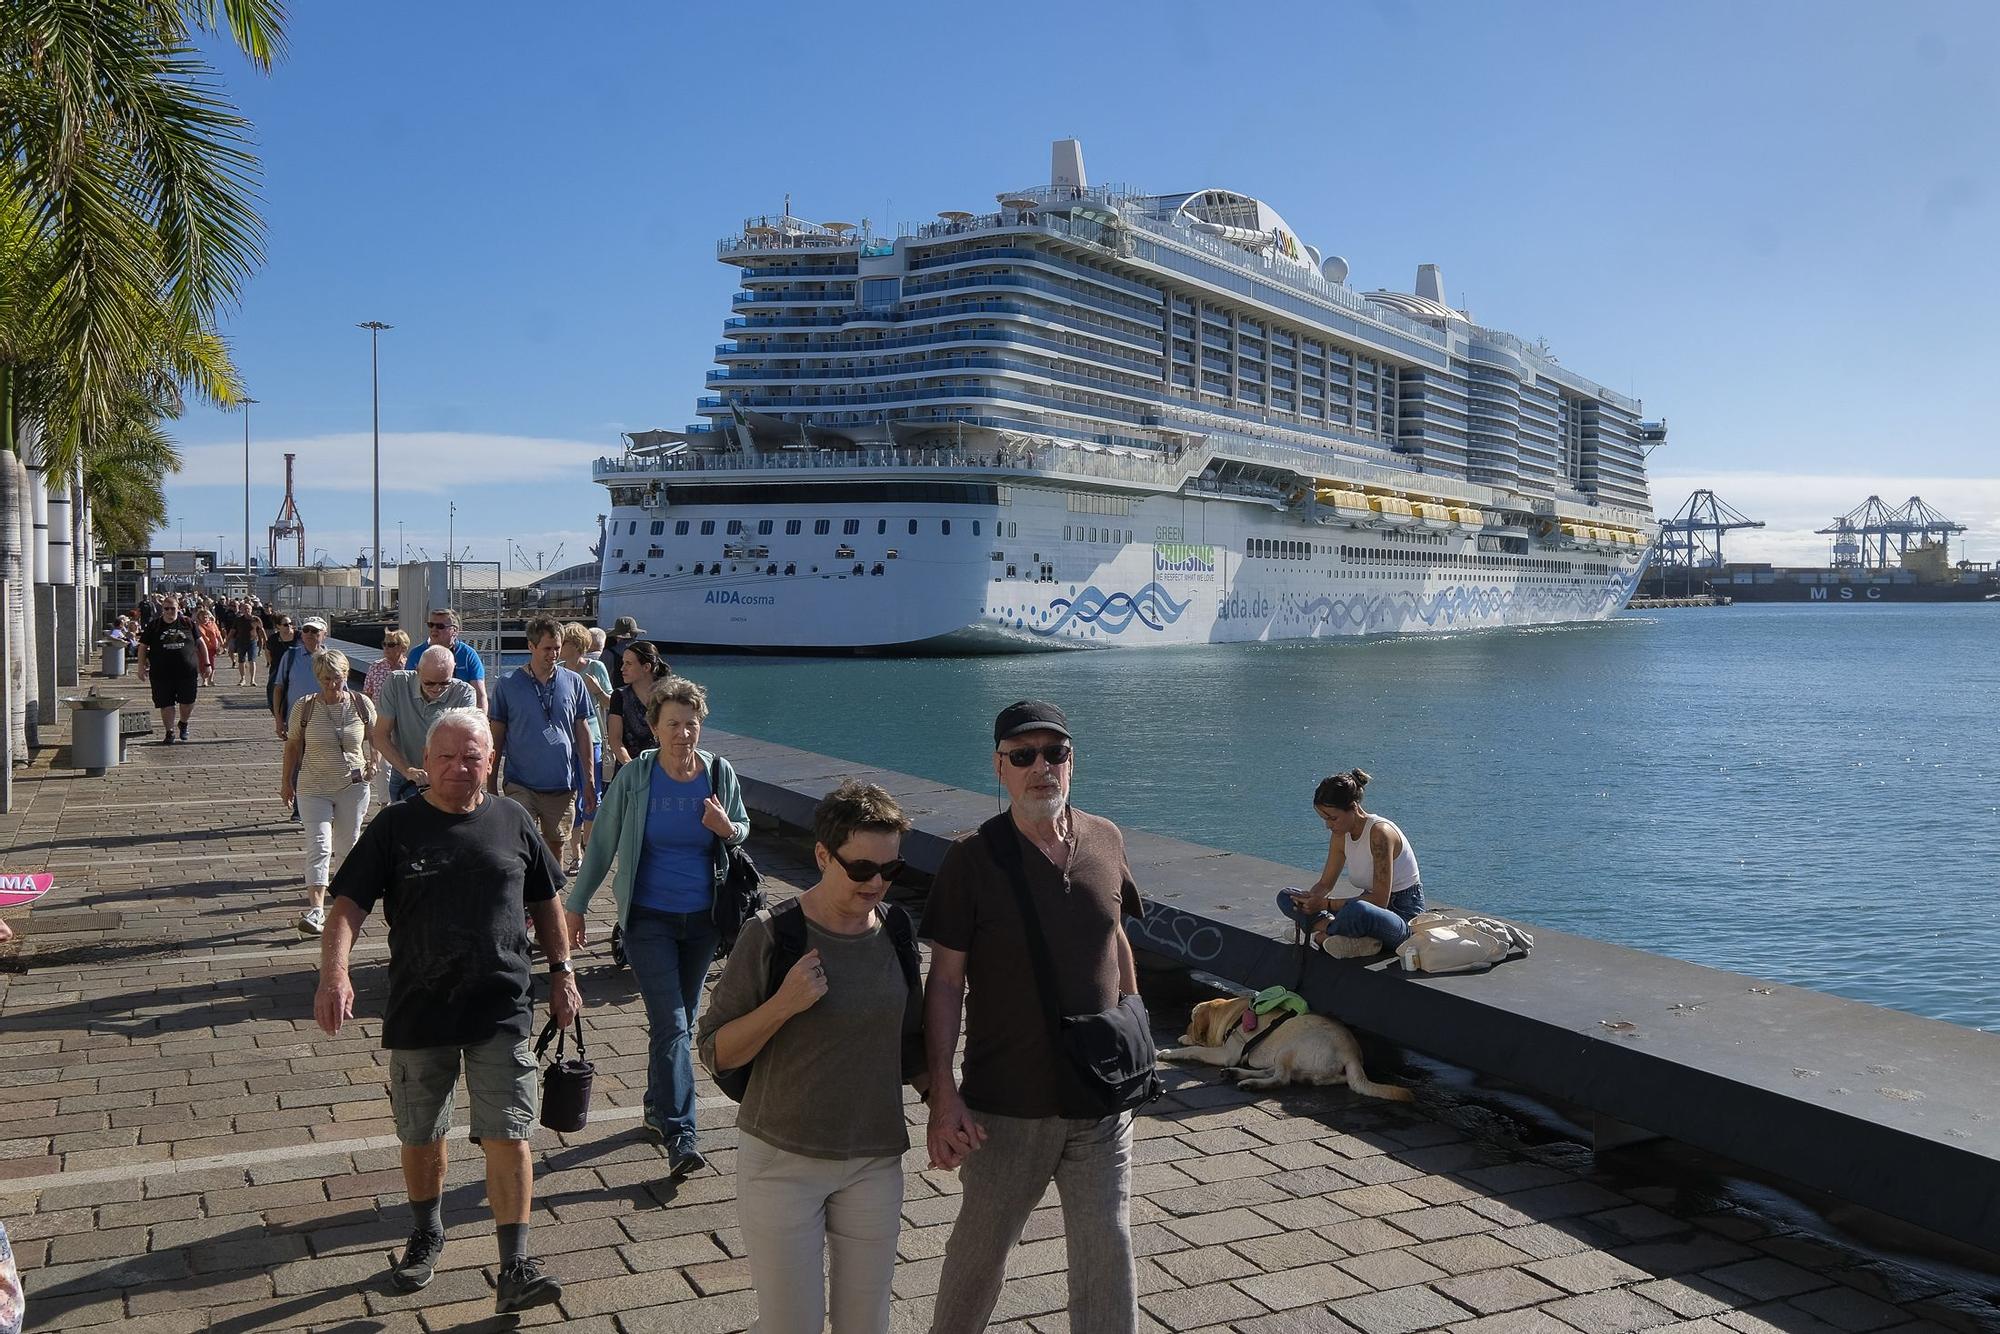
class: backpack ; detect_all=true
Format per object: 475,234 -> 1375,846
713,897 -> 922,1103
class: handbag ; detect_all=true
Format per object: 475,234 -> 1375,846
706,754 -> 765,953
534,1017 -> 595,1132
980,814 -> 1162,1118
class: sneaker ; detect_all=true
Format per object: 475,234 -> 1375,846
494,1256 -> 562,1314
297,906 -> 326,936
177,722 -> 188,741
1318,934 -> 1383,959
667,1136 -> 707,1178
640,1118 -> 668,1147
390,1228 -> 444,1292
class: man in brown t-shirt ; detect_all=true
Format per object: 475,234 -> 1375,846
921,699 -> 1144,1333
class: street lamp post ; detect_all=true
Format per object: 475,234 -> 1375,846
241,396 -> 258,585
357,321 -> 393,612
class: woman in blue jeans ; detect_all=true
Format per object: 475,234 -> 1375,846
564,676 -> 749,1177
1276,768 -> 1425,959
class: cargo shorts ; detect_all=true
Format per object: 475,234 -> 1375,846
388,1031 -> 538,1146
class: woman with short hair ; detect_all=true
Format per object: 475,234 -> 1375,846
364,629 -> 410,701
282,649 -> 377,937
566,676 -> 748,1176
697,780 -> 925,1334
604,640 -> 665,778
1276,768 -> 1425,958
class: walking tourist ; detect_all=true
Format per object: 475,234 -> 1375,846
313,709 -> 575,1316
273,617 -> 327,738
1275,768 -> 1424,958
0,1217 -> 20,1334
234,602 -> 263,685
281,649 -> 376,937
194,606 -> 223,685
604,640 -> 664,778
425,607 -> 487,709
372,646 -> 475,802
263,611 -> 295,711
364,629 -> 410,701
136,595 -> 200,743
605,615 -> 645,685
488,615 -> 597,856
564,676 -> 749,1174
921,699 -> 1145,1333
697,780 -> 925,1334
558,622 -> 613,874
586,626 -> 607,662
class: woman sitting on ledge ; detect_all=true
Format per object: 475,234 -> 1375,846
1275,769 -> 1425,959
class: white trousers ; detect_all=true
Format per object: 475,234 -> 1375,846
736,1133 -> 903,1334
299,784 -> 369,888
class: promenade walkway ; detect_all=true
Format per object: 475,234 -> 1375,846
0,674 -> 1991,1333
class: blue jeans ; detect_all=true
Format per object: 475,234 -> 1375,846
574,743 -> 602,826
389,772 -> 423,803
624,906 -> 720,1143
1276,885 -> 1425,951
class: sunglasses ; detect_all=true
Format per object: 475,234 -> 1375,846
1001,742 -> 1073,769
428,622 -> 454,630
828,848 -> 906,884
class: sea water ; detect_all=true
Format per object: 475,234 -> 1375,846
665,604 -> 2000,1032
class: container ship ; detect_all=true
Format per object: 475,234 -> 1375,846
595,140 -> 1661,651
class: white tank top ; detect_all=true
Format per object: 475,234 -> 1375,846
1341,816 -> 1421,895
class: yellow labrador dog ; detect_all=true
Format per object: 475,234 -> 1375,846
1160,996 -> 1413,1101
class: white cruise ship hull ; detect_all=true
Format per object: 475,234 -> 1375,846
598,484 -> 1650,653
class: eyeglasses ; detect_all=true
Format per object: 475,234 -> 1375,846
1001,742 -> 1073,769
427,621 -> 454,630
418,678 -> 451,694
828,848 -> 906,884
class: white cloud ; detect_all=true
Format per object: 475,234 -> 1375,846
1651,471 -> 2000,566
171,431 -> 616,494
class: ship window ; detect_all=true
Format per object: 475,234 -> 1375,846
878,520 -> 888,535
650,521 -> 665,535
674,521 -> 689,536
1009,522 -> 1017,538
699,521 -> 715,536
785,519 -> 802,535
727,520 -> 744,535
814,519 -> 831,535
972,521 -> 981,536
757,520 -> 773,535
648,546 -> 663,559
942,520 -> 951,535
908,519 -> 918,535
628,521 -> 638,535
843,519 -> 860,535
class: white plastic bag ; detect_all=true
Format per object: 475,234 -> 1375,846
1396,911 -> 1533,974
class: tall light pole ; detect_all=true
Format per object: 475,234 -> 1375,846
241,397 -> 258,583
357,321 -> 393,611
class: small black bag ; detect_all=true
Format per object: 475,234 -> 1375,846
535,1018 -> 595,1133
706,755 -> 765,955
980,814 -> 1162,1118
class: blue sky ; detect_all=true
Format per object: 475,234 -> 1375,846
163,0 -> 2000,569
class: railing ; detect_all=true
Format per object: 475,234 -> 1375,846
723,299 -> 1164,350
717,326 -> 1162,375
707,350 -> 1161,388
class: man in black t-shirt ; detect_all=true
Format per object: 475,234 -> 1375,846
314,709 -> 580,1316
136,597 -> 200,742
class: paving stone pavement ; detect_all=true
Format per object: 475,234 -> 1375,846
1,673 -> 1996,1332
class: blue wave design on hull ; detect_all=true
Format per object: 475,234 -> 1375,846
1031,582 -> 1191,637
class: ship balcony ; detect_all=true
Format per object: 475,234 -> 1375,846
732,288 -> 855,306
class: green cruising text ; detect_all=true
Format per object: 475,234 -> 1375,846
595,140 -> 1661,651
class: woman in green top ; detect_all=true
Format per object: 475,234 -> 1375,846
696,781 -> 926,1334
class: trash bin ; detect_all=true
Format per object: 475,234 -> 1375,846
100,637 -> 128,678
65,695 -> 122,776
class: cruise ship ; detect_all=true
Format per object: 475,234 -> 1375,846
595,140 -> 1662,651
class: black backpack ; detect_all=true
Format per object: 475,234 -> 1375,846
713,897 -> 922,1103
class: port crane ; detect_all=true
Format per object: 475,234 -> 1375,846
1817,496 -> 1965,569
266,452 -> 306,568
1653,490 -> 1762,594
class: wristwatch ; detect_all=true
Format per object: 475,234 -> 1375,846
548,959 -> 575,976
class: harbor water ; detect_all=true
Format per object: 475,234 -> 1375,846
667,604 -> 2000,1032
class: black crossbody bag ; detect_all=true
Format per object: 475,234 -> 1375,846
979,813 -> 1161,1117
705,754 -> 765,954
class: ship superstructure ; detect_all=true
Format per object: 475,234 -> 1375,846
596,140 -> 1661,650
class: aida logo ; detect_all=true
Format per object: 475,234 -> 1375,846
0,873 -> 53,908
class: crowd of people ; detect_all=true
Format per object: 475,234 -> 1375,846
83,598 -> 1422,1331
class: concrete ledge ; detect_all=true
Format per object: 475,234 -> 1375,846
703,725 -> 2000,1256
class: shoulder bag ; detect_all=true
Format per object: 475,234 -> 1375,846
705,754 -> 764,954
979,812 -> 1161,1117
534,1017 -> 595,1132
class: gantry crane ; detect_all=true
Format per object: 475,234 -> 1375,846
1816,496 -> 1965,569
267,452 -> 306,568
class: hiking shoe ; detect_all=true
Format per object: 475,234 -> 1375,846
667,1136 -> 707,1178
1318,934 -> 1382,959
494,1256 -> 562,1314
297,906 -> 326,936
390,1228 -> 444,1292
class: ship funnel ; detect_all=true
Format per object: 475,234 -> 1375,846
1415,264 -> 1446,304
1052,139 -> 1087,191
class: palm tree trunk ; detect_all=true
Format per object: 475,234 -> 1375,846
1,451 -> 28,758
12,449 -> 38,746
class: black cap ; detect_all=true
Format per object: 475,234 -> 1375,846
994,699 -> 1071,746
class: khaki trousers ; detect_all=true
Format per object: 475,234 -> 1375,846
736,1133 -> 903,1334
503,783 -> 574,857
